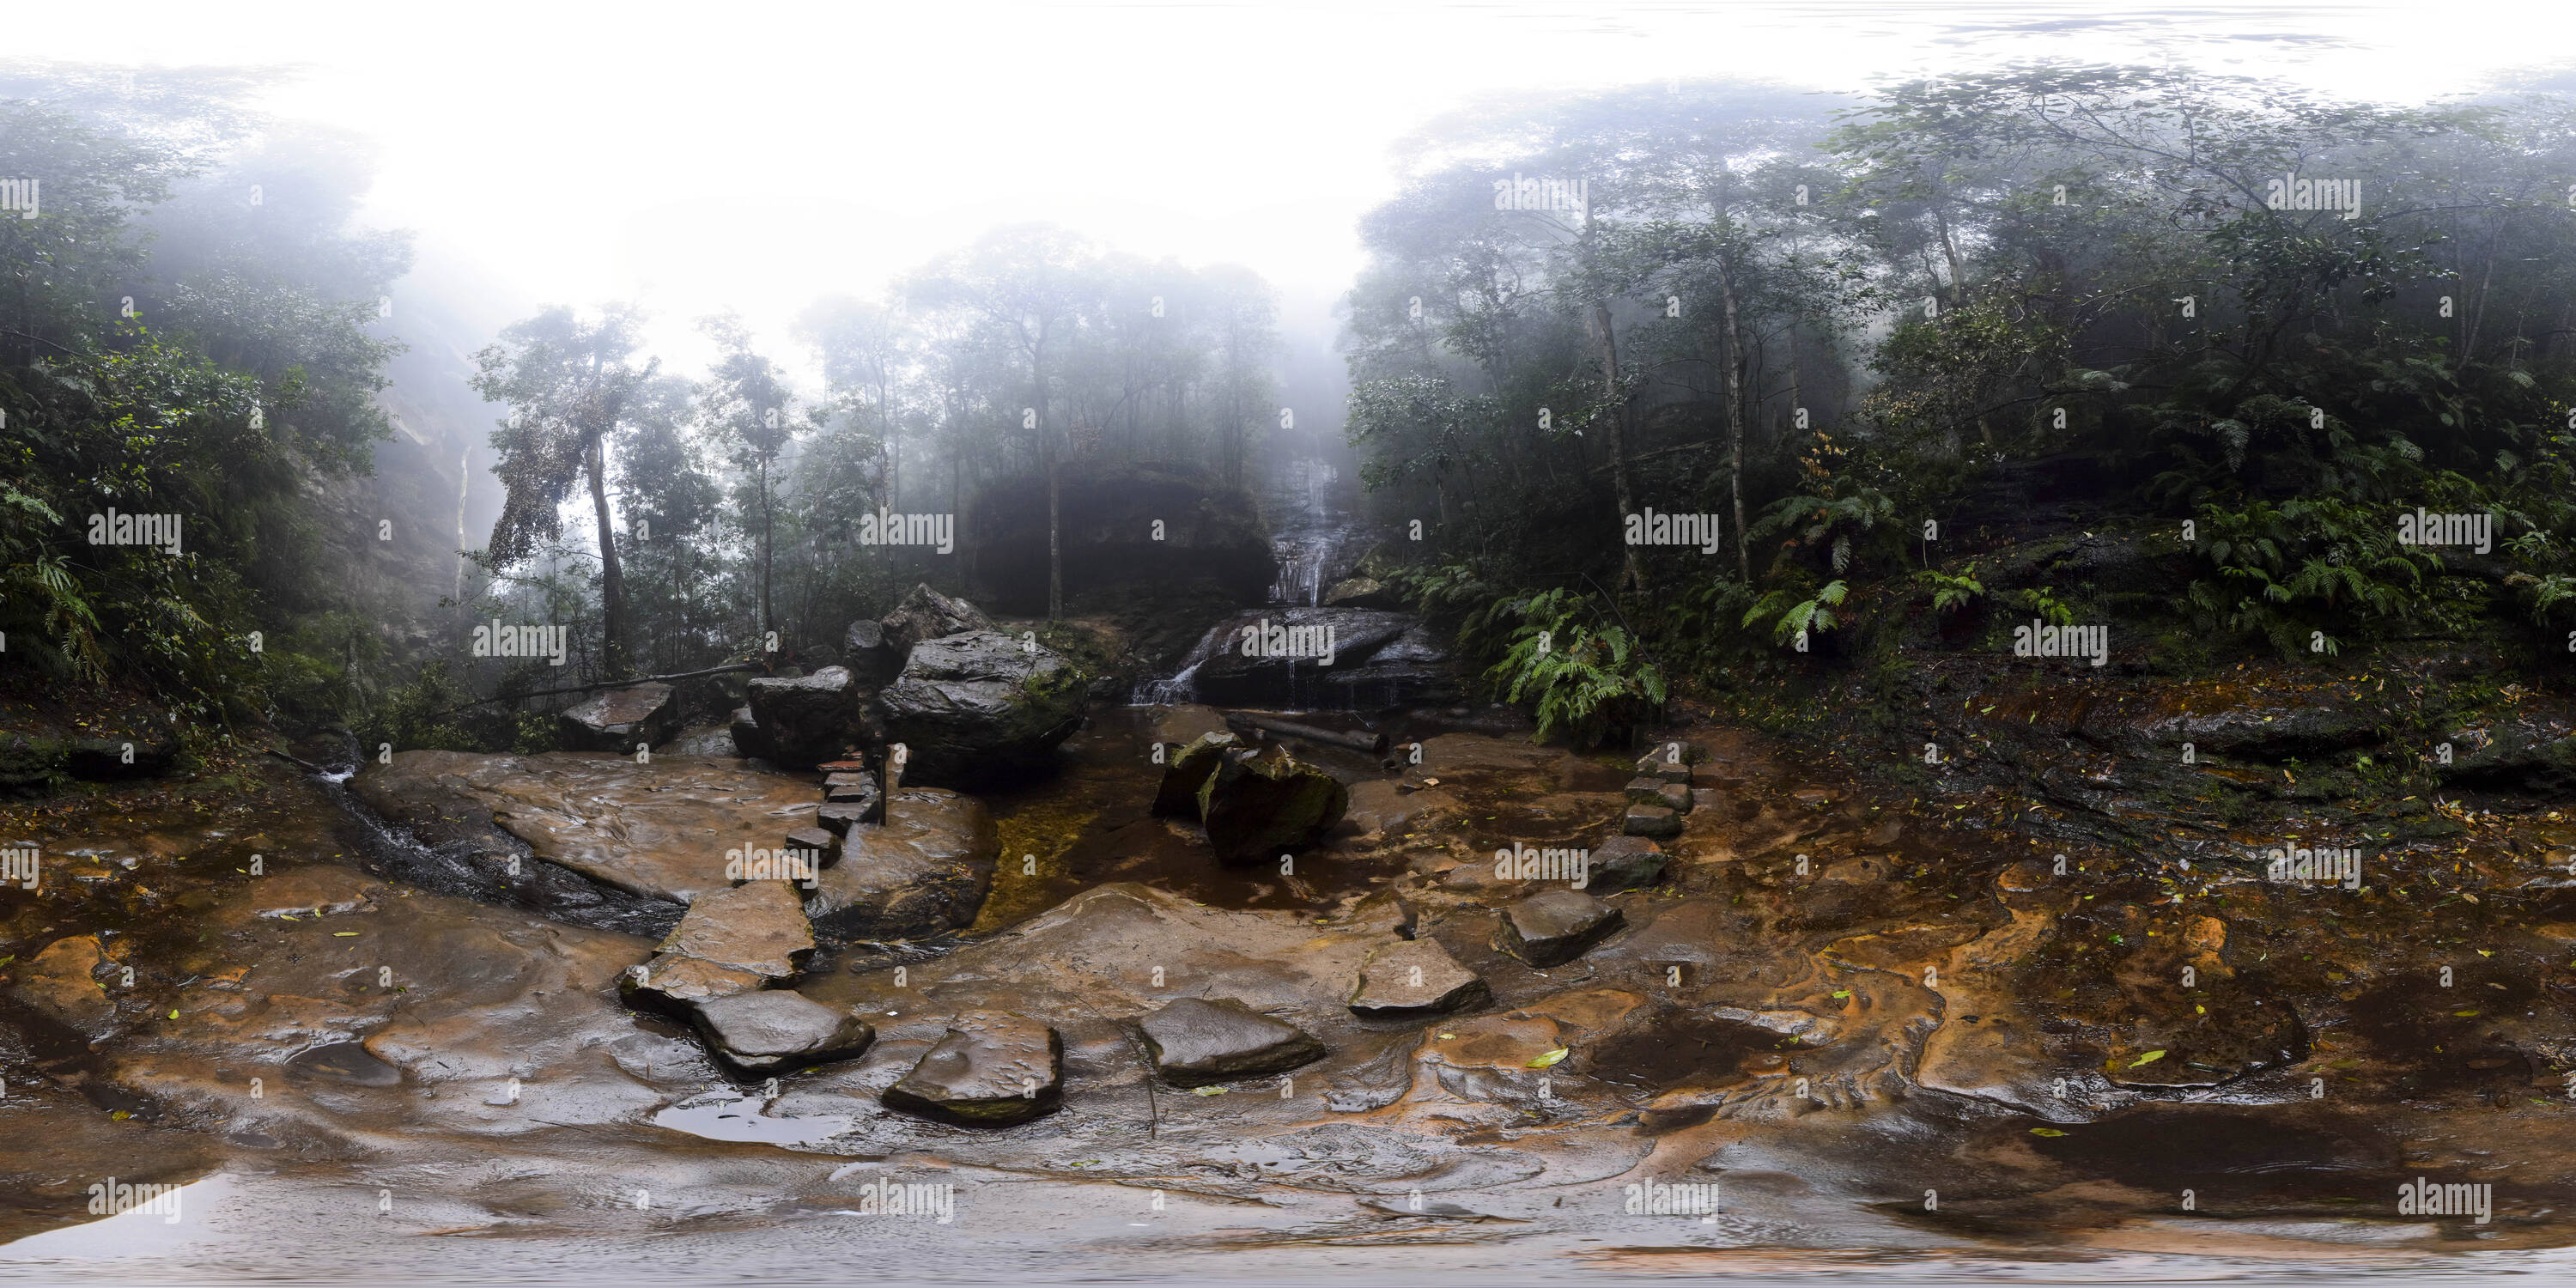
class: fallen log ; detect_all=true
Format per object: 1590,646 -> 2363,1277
1225,713 -> 1389,755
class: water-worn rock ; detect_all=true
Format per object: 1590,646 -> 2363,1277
1188,609 -> 1425,708
1348,938 -> 1488,1015
880,1012 -> 1064,1125
1139,997 -> 1326,1086
556,683 -> 681,753
874,631 -> 1088,786
690,991 -> 875,1073
816,800 -> 875,834
1495,890 -> 1625,967
1623,776 -> 1668,805
742,666 -> 870,769
1151,731 -> 1238,817
878,583 -> 997,654
352,751 -> 835,907
656,880 -> 814,978
781,825 -> 841,869
1623,804 -> 1681,839
11,936 -> 118,1040
805,787 -> 998,939
623,952 -> 769,1007
1322,575 -> 1401,609
1198,743 -> 1348,864
840,618 -> 908,688
659,724 -> 743,757
1586,836 -> 1666,892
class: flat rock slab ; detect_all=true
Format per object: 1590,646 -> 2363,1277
353,750 -> 829,905
881,1012 -> 1063,1125
806,787 -> 998,939
1622,804 -> 1682,840
1496,890 -> 1625,968
1140,997 -> 1326,1086
557,683 -> 679,753
690,990 -> 875,1073
11,935 -> 118,1040
1587,835 -> 1666,893
657,880 -> 813,978
1348,938 -> 1488,1016
1655,782 -> 1692,813
624,952 -> 769,1007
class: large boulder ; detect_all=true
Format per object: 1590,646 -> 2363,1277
878,584 -> 997,654
1196,743 -> 1348,864
556,683 -> 681,753
1493,890 -> 1624,968
1151,731 -> 1238,817
805,787 -> 998,939
880,1012 -> 1064,1126
1187,609 -> 1456,709
841,619 -> 908,688
740,666 -> 871,769
873,631 -> 1088,786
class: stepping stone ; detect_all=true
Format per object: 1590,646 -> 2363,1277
1588,835 -> 1666,893
881,1012 -> 1063,1125
1139,998 -> 1326,1087
1624,776 -> 1668,805
623,952 -> 768,1007
823,771 -> 874,800
816,801 -> 875,835
1494,889 -> 1625,967
656,881 -> 813,979
1656,782 -> 1692,814
1636,745 -> 1695,785
1347,938 -> 1488,1016
1623,804 -> 1682,839
783,825 -> 841,869
690,990 -> 875,1073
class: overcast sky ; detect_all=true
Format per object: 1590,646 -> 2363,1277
15,1 -> 2571,377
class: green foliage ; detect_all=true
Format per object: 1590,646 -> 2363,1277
1914,563 -> 1985,614
1742,580 -> 1849,647
1483,588 -> 1667,747
2184,497 -> 2447,658
2014,586 -> 2076,628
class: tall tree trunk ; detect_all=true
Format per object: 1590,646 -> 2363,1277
1589,302 -> 1647,593
1717,253 -> 1751,583
586,431 -> 632,678
757,454 -> 775,645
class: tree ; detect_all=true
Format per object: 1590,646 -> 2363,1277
696,313 -> 795,644
471,303 -> 657,679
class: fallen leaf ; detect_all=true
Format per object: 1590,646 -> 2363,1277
1527,1047 -> 1571,1068
2029,1127 -> 2067,1137
2129,1050 -> 2167,1068
1192,1086 -> 1228,1097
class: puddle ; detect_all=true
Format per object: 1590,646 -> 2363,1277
649,1092 -> 856,1147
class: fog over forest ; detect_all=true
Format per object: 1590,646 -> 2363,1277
7,4 -> 2576,1282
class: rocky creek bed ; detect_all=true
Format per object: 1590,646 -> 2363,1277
7,669 -> 2576,1280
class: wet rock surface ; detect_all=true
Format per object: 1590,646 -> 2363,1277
740,666 -> 870,769
1198,743 -> 1348,864
18,679 -> 2576,1273
556,682 -> 682,752
691,991 -> 875,1073
880,1012 -> 1064,1125
1139,996 -> 1327,1086
878,582 -> 997,653
805,787 -> 998,938
1493,889 -> 1624,967
874,631 -> 1088,786
657,879 -> 814,977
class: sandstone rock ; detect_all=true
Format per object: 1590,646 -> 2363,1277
781,825 -> 841,870
11,936 -> 118,1040
816,800 -> 875,834
878,583 -> 998,653
1623,776 -> 1668,805
805,787 -> 997,939
1151,731 -> 1238,817
556,683 -> 680,753
1656,781 -> 1692,813
1587,836 -> 1665,893
1139,997 -> 1326,1087
1188,609 -> 1423,708
352,751 -> 837,907
881,1012 -> 1063,1125
874,631 -> 1087,786
1198,743 -> 1348,864
690,991 -> 875,1073
659,724 -> 743,758
840,617 -> 908,688
1348,939 -> 1487,1016
1623,804 -> 1681,839
743,666 -> 869,769
1322,575 -> 1401,609
656,881 -> 813,978
1495,890 -> 1624,968
623,952 -> 769,1008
